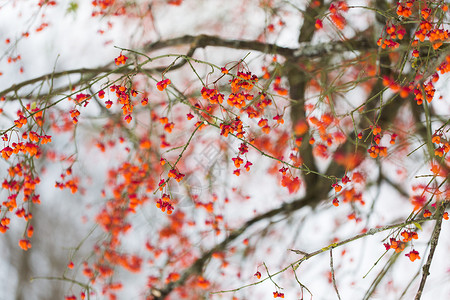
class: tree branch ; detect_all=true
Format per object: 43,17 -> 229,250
414,201 -> 448,300
0,67 -> 115,97
143,34 -> 295,58
143,34 -> 374,60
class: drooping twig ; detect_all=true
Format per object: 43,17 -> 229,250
291,265 -> 313,299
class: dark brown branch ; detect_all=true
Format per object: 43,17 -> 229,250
143,34 -> 295,58
143,34 -> 375,60
288,0 -> 324,200
298,0 -> 325,43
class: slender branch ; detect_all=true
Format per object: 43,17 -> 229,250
0,66 -> 116,97
155,122 -> 203,194
30,275 -> 90,290
362,251 -> 400,300
414,202 -> 448,300
291,265 -> 313,298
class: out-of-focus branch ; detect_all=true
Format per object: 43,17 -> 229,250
143,34 -> 295,57
294,38 -> 372,58
288,0 -> 324,200
143,34 -> 374,59
3,48 -> 200,102
152,194 -> 319,299
0,67 -> 114,97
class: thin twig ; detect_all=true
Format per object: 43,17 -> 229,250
263,262 -> 283,290
329,249 -> 342,300
291,265 -> 313,299
362,251 -> 400,300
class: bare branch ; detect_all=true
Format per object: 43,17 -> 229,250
0,67 -> 115,97
143,34 -> 295,57
143,34 -> 374,60
415,202 -> 448,300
